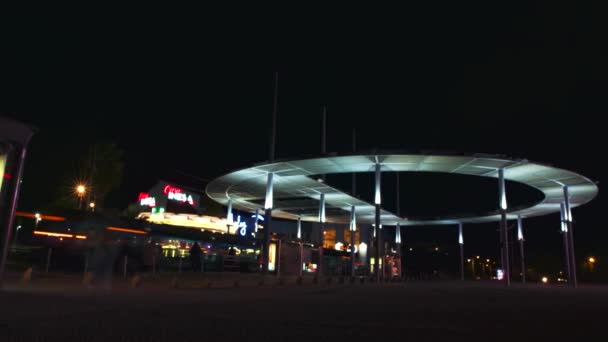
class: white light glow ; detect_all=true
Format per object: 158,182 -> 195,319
226,199 -> 233,225
374,163 -> 381,205
264,173 -> 274,210
350,206 -> 356,232
458,223 -> 463,245
395,223 -> 401,244
335,242 -> 343,251
517,216 -> 524,240
319,193 -> 326,223
297,217 -> 302,239
359,242 -> 367,252
499,169 -> 507,210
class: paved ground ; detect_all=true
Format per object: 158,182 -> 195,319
1,276 -> 607,341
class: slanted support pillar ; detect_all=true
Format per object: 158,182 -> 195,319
318,193 -> 325,277
517,215 -> 526,283
560,203 -> 571,283
498,168 -> 511,286
458,223 -> 464,281
395,223 -> 401,279
564,186 -> 577,288
350,206 -> 356,277
297,217 -> 303,277
263,173 -> 274,275
374,163 -> 382,282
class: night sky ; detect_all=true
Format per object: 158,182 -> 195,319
1,6 -> 605,269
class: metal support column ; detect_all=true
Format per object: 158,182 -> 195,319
560,203 -> 571,283
395,172 -> 403,278
318,193 -> 325,277
263,173 -> 274,275
564,186 -> 577,288
517,215 -> 526,283
297,217 -> 303,277
498,168 -> 511,286
350,206 -> 356,277
374,162 -> 382,282
458,223 -> 464,281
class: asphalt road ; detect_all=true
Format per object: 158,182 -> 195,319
1,281 -> 607,341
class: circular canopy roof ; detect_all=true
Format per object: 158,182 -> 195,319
205,153 -> 598,226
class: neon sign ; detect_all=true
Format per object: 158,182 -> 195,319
163,185 -> 194,205
236,215 -> 247,236
138,192 -> 156,207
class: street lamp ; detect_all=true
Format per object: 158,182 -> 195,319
89,202 -> 95,212
75,184 -> 86,209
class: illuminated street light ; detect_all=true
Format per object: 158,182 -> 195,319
589,257 -> 596,264
476,255 -> 480,259
89,202 -> 95,212
75,184 -> 86,210
541,276 -> 548,284
467,258 -> 471,262
486,258 -> 490,263
76,185 -> 86,195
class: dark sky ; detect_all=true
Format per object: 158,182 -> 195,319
1,5 -> 605,267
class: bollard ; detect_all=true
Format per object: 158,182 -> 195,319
82,272 -> 94,287
45,248 -> 52,273
170,276 -> 179,289
84,252 -> 89,274
22,267 -> 32,284
130,275 -> 142,288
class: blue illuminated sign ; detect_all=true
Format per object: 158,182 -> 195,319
251,213 -> 264,221
236,215 -> 247,237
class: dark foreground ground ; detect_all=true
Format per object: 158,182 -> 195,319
1,277 -> 607,341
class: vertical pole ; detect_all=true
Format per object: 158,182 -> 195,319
459,223 -> 464,281
299,241 -> 303,277
352,128 -> 356,196
350,206 -> 356,277
84,252 -> 89,274
374,162 -> 382,282
263,173 -> 274,275
517,215 -> 526,283
0,146 -> 28,283
124,255 -> 129,278
152,255 -> 156,275
322,106 -> 327,156
560,203 -> 571,283
564,186 -> 577,288
269,72 -> 278,162
498,168 -> 511,286
46,247 -> 52,273
396,172 -> 402,278
276,238 -> 281,278
318,193 -> 325,277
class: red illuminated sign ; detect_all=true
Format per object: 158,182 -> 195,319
138,192 -> 156,207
